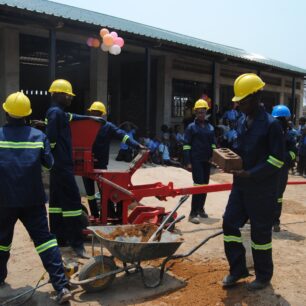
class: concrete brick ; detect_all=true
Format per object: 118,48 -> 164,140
212,148 -> 242,172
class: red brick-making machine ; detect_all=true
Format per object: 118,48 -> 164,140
70,120 -> 306,230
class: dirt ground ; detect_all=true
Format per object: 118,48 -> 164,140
1,164 -> 306,306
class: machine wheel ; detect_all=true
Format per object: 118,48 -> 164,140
79,256 -> 117,292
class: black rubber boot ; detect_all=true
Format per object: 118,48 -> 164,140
222,272 -> 250,287
247,279 -> 270,291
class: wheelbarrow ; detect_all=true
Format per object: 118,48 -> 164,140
70,224 -> 223,292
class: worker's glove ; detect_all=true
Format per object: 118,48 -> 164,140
230,170 -> 250,178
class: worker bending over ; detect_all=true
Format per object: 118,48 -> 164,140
83,101 -> 144,218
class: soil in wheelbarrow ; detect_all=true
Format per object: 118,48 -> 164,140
96,224 -> 159,242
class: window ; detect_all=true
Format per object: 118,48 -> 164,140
172,79 -> 210,118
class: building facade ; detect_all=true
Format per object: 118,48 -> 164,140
0,0 -> 305,136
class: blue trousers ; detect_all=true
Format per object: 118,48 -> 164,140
223,181 -> 276,282
190,160 -> 211,216
0,205 -> 68,292
49,168 -> 83,248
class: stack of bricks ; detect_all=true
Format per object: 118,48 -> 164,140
212,148 -> 243,172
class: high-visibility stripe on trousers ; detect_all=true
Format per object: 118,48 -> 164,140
0,205 -> 68,291
223,184 -> 276,282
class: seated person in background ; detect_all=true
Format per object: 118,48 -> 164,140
224,121 -> 238,150
116,121 -> 138,162
222,103 -> 239,126
159,134 -> 181,167
143,132 -> 160,164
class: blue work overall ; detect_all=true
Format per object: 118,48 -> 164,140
183,120 -> 216,216
0,119 -> 67,291
46,103 -> 86,248
82,122 -> 140,217
223,107 -> 285,282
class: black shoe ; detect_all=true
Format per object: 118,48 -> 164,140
72,246 -> 90,259
222,272 -> 250,287
198,211 -> 208,218
56,287 -> 72,304
247,279 -> 270,291
0,280 -> 5,287
273,224 -> 280,232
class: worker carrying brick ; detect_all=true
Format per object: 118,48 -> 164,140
271,105 -> 297,232
183,99 -> 216,224
46,79 -> 103,259
0,92 -> 71,304
222,73 -> 285,290
83,101 -> 145,218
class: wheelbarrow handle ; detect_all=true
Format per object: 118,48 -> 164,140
166,215 -> 185,231
148,195 -> 189,242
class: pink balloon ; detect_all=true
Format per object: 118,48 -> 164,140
110,31 -> 118,38
114,37 -> 124,48
86,37 -> 94,47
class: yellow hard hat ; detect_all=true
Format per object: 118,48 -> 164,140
48,79 -> 75,96
194,99 -> 209,110
88,101 -> 107,115
3,92 -> 32,117
232,73 -> 265,102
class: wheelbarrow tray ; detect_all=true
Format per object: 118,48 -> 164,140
88,225 -> 183,263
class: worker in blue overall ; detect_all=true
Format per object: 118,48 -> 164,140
271,105 -> 297,232
0,92 -> 71,304
183,99 -> 216,224
222,73 -> 285,290
82,101 -> 144,219
46,79 -> 102,259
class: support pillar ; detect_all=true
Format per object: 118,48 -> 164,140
0,28 -> 19,125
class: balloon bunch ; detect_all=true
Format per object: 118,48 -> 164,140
86,28 -> 125,56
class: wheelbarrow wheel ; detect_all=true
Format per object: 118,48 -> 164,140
79,255 -> 117,292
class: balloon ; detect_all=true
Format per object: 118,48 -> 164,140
100,28 -> 109,38
86,37 -> 94,47
114,37 -> 124,48
109,44 -> 121,55
103,34 -> 114,47
101,43 -> 110,52
91,38 -> 100,48
110,31 -> 118,38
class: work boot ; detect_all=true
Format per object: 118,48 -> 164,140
198,210 -> 208,218
222,272 -> 250,287
72,246 -> 90,259
247,279 -> 270,291
56,287 -> 72,304
273,224 -> 280,232
188,215 -> 200,224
